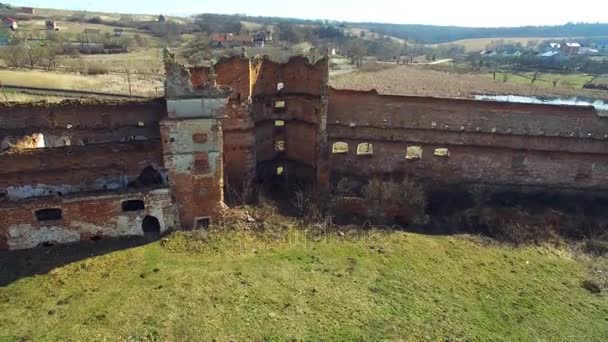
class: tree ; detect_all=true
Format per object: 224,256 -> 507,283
41,44 -> 62,70
1,45 -> 26,68
24,45 -> 43,69
277,22 -> 305,44
347,39 -> 368,68
181,33 -> 212,65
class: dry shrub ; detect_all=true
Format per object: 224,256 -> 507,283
363,178 -> 427,225
86,64 -> 110,75
584,239 -> 608,257
492,222 -> 556,246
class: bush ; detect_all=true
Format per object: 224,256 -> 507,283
584,239 -> 608,257
86,64 -> 110,75
363,178 -> 428,225
493,222 -> 556,246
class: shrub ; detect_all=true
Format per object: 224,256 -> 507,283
584,239 -> 608,257
86,64 -> 110,75
363,178 -> 427,225
493,222 -> 556,246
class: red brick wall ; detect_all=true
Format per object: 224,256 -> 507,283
0,99 -> 165,146
327,89 -> 608,189
0,141 -> 162,189
0,189 -> 176,250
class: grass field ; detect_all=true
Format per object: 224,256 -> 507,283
0,218 -> 606,341
480,72 -> 595,89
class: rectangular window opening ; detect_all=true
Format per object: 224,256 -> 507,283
406,146 -> 423,160
357,143 -> 373,156
35,208 -> 63,222
275,120 -> 285,127
434,148 -> 450,158
332,142 -> 349,154
275,140 -> 285,152
274,101 -> 286,108
195,217 -> 211,229
122,199 -> 145,212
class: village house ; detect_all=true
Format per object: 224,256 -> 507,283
3,17 -> 17,31
561,42 -> 581,55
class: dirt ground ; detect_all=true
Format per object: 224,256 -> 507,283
330,65 -> 608,100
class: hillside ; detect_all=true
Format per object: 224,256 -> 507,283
0,215 -> 606,340
351,22 -> 608,44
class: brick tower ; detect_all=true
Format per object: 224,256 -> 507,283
161,51 -> 232,229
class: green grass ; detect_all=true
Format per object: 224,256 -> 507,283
482,72 -> 595,89
1,228 -> 606,341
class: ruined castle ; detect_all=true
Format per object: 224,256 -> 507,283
2,54 -> 608,250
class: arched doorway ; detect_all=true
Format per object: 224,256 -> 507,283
142,215 -> 161,238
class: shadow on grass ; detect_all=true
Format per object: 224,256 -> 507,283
0,236 -> 160,287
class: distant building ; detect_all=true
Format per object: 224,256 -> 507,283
561,42 -> 581,55
253,31 -> 272,47
579,47 -> 599,55
114,28 -> 124,37
211,33 -> 253,48
158,14 -> 166,23
19,7 -> 35,15
45,20 -> 58,31
541,51 -> 560,58
3,17 -> 17,31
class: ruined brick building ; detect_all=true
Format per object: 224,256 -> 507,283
2,54 -> 608,250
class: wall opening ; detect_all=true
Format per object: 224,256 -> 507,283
275,120 -> 285,127
275,140 -> 285,152
274,101 -> 286,113
277,82 -> 284,91
434,148 -> 450,158
357,143 -> 373,156
332,142 -> 349,154
122,199 -> 145,212
195,217 -> 211,229
129,166 -> 163,188
406,146 -> 423,160
277,166 -> 285,176
35,208 -> 63,222
142,215 -> 161,238
35,133 -> 45,148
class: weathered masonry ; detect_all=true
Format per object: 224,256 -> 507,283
2,53 -> 608,250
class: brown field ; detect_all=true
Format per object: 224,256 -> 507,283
330,64 -> 608,100
0,69 -> 163,96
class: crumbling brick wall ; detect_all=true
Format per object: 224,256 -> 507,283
0,99 -> 171,250
0,188 -> 176,250
191,57 -> 256,194
327,88 -> 608,189
191,56 -> 329,191
0,99 -> 165,149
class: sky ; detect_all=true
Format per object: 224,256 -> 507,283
9,0 -> 608,27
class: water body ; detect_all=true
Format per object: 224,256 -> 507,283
474,94 -> 608,112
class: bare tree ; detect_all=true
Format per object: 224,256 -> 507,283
24,45 -> 43,69
42,44 -> 61,70
531,72 -> 539,85
1,45 -> 27,68
347,39 -> 367,68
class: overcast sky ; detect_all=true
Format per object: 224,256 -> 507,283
10,0 -> 608,27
